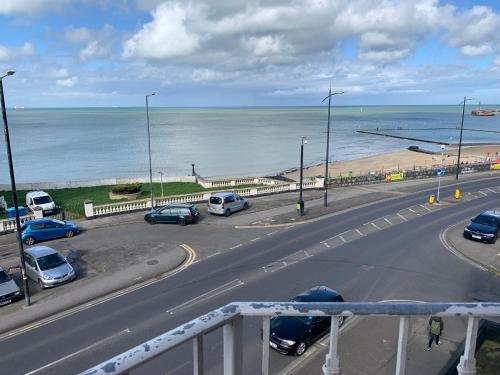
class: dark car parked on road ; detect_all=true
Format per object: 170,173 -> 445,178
464,210 -> 500,243
20,218 -> 80,246
268,286 -> 345,356
0,266 -> 21,306
144,204 -> 199,226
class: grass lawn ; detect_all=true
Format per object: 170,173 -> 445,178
0,182 -> 261,219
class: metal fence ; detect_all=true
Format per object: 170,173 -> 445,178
79,301 -> 500,375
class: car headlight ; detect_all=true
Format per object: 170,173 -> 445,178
483,233 -> 495,237
69,267 -> 75,275
464,227 -> 471,232
42,273 -> 52,280
281,340 -> 296,346
14,291 -> 20,295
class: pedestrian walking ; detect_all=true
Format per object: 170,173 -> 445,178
427,316 -> 444,351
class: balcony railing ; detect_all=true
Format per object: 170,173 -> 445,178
79,301 -> 500,375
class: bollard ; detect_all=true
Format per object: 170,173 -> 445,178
429,195 -> 435,204
455,189 -> 461,200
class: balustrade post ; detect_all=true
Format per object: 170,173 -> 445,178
223,317 -> 243,375
457,317 -> 479,375
193,335 -> 204,375
84,200 -> 94,219
322,316 -> 341,375
395,316 -> 410,375
261,317 -> 270,375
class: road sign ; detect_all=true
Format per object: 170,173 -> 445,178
437,169 -> 445,177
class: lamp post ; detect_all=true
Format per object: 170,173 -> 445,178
157,171 -> 164,197
0,70 -> 30,306
437,145 -> 445,203
322,86 -> 344,207
455,96 -> 473,180
146,93 -> 155,209
298,137 -> 308,216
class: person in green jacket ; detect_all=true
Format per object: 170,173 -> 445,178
427,316 -> 444,351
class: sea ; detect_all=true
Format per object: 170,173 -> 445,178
0,105 -> 499,184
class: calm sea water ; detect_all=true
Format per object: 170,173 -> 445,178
0,106 -> 499,183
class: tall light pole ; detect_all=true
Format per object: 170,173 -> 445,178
455,96 -> 473,180
298,137 -> 308,216
157,171 -> 164,197
322,86 -> 344,207
146,93 -> 155,209
436,145 -> 445,203
0,70 -> 30,306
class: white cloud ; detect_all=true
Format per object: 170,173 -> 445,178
123,2 -> 201,59
64,27 -> 93,44
56,76 -> 79,87
0,42 -> 36,60
79,41 -> 109,60
191,68 -> 239,82
460,44 -> 494,57
495,56 -> 500,67
0,0 -> 69,14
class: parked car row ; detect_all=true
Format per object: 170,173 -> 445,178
144,192 -> 249,225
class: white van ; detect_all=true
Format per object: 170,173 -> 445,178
26,191 -> 57,215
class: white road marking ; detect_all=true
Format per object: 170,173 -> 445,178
321,230 -> 352,243
266,231 -> 278,236
339,236 -> 347,243
371,222 -> 381,230
478,191 -> 488,196
323,242 -> 331,248
397,213 -> 408,221
488,188 -> 496,193
250,237 -> 261,242
207,251 -> 221,257
419,204 -> 432,212
355,228 -> 364,236
384,217 -> 393,225
166,279 -> 244,314
25,328 -> 131,375
408,207 -> 416,213
229,244 -> 242,250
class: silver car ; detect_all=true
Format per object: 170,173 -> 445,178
0,266 -> 21,306
208,192 -> 249,216
24,246 -> 76,289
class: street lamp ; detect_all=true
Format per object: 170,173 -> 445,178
436,145 -> 445,203
146,93 -> 155,209
157,171 -> 164,197
455,96 -> 474,180
0,70 -> 30,306
322,86 -> 344,207
298,137 -> 308,216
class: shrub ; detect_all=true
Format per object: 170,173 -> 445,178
111,183 -> 142,194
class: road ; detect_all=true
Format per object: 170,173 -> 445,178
1,177 -> 500,374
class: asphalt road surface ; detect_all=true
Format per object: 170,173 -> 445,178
1,177 -> 500,375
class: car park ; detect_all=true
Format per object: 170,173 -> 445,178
463,210 -> 500,244
208,192 -> 248,216
268,286 -> 345,356
24,246 -> 76,289
20,218 -> 80,246
0,266 -> 21,306
144,204 -> 199,226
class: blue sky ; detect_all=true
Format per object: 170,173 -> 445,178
0,0 -> 499,107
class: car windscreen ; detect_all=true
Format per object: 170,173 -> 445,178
210,197 -> 222,205
33,196 -> 53,204
37,253 -> 66,271
0,270 -> 10,283
473,215 -> 498,227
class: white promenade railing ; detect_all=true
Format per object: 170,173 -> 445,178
79,301 -> 500,375
0,214 -> 36,234
84,178 -> 324,219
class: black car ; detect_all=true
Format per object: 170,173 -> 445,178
269,286 -> 344,356
464,211 -> 500,243
144,204 -> 199,226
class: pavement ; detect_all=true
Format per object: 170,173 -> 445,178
0,171 -> 499,374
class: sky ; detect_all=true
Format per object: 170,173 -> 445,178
0,0 -> 499,107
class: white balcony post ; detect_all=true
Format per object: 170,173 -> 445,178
395,316 -> 410,375
323,316 -> 341,375
223,317 -> 243,375
84,200 -> 94,219
457,316 -> 479,375
261,317 -> 270,375
193,335 -> 204,375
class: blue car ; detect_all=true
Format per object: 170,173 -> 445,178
20,218 -> 80,246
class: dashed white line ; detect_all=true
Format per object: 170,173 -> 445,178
250,237 -> 261,242
419,204 -> 432,212
323,242 -> 331,248
384,217 -> 393,225
397,213 -> 408,221
339,236 -> 347,243
408,207 -> 417,213
355,228 -> 364,236
266,231 -> 278,236
488,188 -> 496,193
229,244 -> 242,250
207,251 -> 221,257
371,222 -> 381,230
479,191 -> 488,196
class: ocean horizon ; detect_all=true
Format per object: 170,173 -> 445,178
1,105 -> 499,184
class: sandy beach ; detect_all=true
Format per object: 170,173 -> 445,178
283,145 -> 500,180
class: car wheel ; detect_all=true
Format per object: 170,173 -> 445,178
295,342 -> 307,356
64,230 -> 74,238
243,202 -> 249,210
24,236 -> 35,246
148,218 -> 156,225
178,218 -> 186,226
38,279 -> 45,290
225,209 -> 231,217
